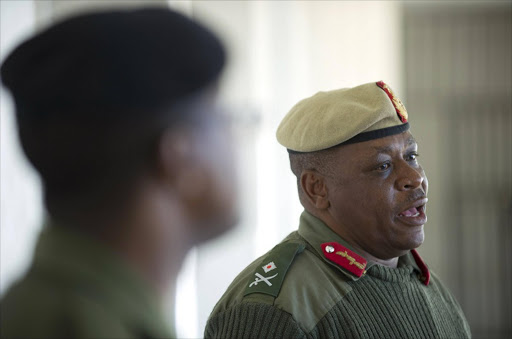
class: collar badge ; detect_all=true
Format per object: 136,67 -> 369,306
321,242 -> 367,278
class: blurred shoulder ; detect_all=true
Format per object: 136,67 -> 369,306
0,271 -> 132,338
1,271 -> 71,338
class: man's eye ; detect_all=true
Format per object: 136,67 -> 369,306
377,163 -> 391,171
406,153 -> 419,161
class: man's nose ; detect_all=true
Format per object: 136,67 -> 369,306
396,163 -> 424,191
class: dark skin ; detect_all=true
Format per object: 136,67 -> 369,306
300,131 -> 428,268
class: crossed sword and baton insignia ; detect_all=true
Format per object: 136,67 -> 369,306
249,272 -> 279,287
249,261 -> 278,287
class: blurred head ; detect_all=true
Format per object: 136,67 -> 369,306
0,8 -> 237,242
279,81 -> 428,259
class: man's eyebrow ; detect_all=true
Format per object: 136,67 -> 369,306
406,136 -> 417,147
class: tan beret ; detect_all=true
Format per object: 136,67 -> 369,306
276,81 -> 409,153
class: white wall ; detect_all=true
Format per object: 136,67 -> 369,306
0,0 -> 43,298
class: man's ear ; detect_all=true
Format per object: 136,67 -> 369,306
300,170 -> 330,210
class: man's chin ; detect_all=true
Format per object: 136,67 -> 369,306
406,228 -> 425,249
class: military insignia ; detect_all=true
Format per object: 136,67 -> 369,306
249,272 -> 279,287
411,249 -> 430,286
376,81 -> 408,123
243,242 -> 305,298
321,242 -> 367,277
262,261 -> 277,273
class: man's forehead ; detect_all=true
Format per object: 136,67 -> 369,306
369,132 -> 417,153
406,135 -> 417,145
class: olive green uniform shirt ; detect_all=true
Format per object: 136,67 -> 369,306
205,211 -> 471,338
0,224 -> 174,338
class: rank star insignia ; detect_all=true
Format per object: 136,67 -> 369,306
376,81 -> 408,123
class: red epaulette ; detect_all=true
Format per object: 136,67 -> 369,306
321,242 -> 367,278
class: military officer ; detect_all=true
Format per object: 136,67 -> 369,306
0,8 -> 236,338
205,81 -> 471,338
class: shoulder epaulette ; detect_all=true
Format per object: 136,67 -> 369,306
243,241 -> 305,298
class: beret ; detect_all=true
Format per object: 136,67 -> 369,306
0,7 -> 225,119
276,81 -> 410,153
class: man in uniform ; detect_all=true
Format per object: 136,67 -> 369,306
0,8 -> 236,338
205,81 -> 471,338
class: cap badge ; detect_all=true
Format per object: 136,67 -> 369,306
376,81 -> 408,123
321,242 -> 367,277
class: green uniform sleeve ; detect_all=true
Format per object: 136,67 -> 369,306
204,302 -> 306,339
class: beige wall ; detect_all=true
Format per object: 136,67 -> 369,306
404,2 -> 512,338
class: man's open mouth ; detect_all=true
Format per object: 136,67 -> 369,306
399,204 -> 426,217
397,198 -> 428,225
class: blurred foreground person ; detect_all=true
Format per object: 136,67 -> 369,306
205,82 -> 471,338
0,8 -> 236,338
